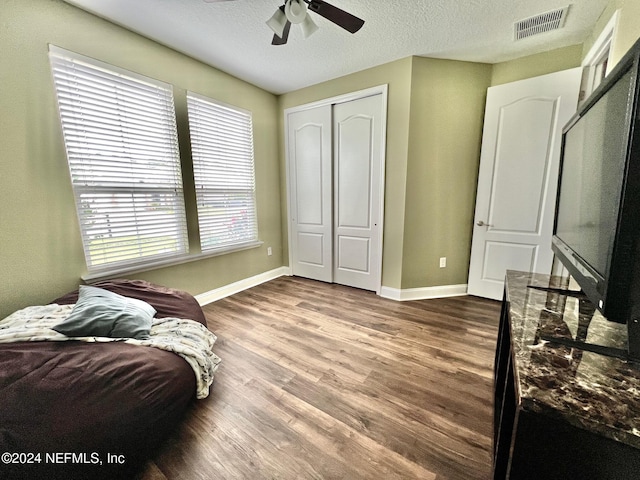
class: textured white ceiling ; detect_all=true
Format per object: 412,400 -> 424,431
62,0 -> 609,94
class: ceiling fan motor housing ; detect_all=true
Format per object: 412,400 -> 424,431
285,0 -> 308,24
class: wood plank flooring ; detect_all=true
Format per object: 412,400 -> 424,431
141,276 -> 501,480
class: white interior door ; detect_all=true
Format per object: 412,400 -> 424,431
467,68 -> 582,300
333,95 -> 384,292
287,105 -> 333,282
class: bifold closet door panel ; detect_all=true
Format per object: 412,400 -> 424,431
287,105 -> 333,282
333,94 -> 383,292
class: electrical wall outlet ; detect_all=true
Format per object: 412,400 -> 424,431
267,246 -> 272,256
439,257 -> 446,268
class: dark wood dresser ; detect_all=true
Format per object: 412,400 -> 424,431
494,271 -> 640,479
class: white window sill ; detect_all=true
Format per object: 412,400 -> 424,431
81,240 -> 264,283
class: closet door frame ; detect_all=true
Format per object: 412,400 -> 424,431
284,84 -> 388,294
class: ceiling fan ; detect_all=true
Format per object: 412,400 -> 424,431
204,0 -> 365,45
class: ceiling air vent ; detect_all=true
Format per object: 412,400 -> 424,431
514,6 -> 569,40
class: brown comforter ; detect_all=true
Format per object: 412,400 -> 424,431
0,279 -> 207,480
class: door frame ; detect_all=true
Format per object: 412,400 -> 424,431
284,84 -> 388,294
580,9 -> 619,103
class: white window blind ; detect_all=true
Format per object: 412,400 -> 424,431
186,92 -> 258,252
49,46 -> 188,273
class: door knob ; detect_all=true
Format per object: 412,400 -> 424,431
477,220 -> 493,227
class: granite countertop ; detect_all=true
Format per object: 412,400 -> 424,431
505,270 -> 640,449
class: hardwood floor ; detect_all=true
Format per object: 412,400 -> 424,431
142,276 -> 501,480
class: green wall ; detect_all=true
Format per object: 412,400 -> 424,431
1,0 -> 282,319
402,58 -> 492,289
612,0 -> 640,63
491,45 -> 583,86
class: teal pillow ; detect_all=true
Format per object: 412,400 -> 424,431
53,285 -> 155,340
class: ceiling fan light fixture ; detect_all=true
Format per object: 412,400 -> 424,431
285,0 -> 308,24
266,6 -> 288,37
300,13 -> 319,38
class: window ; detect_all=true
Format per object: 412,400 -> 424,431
186,92 -> 259,252
49,46 -> 188,274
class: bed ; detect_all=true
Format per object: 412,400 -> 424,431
0,279 -> 220,480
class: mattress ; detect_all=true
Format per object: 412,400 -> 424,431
0,279 -> 215,479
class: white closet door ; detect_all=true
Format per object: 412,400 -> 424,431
287,105 -> 333,282
333,94 -> 384,292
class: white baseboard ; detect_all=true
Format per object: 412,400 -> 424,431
195,267 -> 292,306
196,270 -> 466,305
379,283 -> 468,301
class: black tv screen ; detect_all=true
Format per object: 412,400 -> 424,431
552,37 -> 640,360
554,68 -> 632,278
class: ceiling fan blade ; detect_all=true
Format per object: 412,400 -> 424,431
272,20 -> 291,45
307,0 -> 364,34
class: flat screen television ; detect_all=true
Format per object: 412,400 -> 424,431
552,37 -> 640,361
